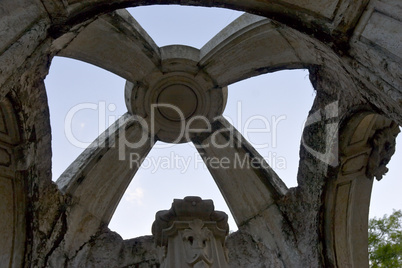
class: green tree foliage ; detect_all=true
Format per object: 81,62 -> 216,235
369,210 -> 402,267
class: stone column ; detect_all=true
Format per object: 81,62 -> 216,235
152,196 -> 229,268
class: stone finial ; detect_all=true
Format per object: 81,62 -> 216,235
152,196 -> 229,268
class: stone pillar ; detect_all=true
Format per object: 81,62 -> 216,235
152,196 -> 229,268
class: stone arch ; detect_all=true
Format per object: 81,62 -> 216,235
52,8 -> 347,243
50,6 -> 371,262
0,1 -> 400,266
324,112 -> 400,267
50,0 -> 368,49
0,96 -> 25,268
55,11 -> 339,86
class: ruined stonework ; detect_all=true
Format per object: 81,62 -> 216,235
0,0 -> 401,267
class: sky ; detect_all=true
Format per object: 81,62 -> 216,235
45,5 -> 402,239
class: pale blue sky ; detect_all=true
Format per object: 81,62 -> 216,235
45,5 -> 401,239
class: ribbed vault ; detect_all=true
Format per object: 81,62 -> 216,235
0,0 -> 400,267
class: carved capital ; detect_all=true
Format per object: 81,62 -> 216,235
366,122 -> 400,180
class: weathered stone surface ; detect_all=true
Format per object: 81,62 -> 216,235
0,0 -> 400,267
226,229 -> 286,268
68,231 -> 159,267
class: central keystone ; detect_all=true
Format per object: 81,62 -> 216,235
157,84 -> 198,121
125,45 -> 227,144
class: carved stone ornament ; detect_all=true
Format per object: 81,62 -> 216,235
152,196 -> 229,268
366,122 -> 400,180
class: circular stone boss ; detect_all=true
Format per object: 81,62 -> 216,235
125,68 -> 227,143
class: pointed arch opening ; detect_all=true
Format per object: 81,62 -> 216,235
109,142 -> 238,239
223,69 -> 315,188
